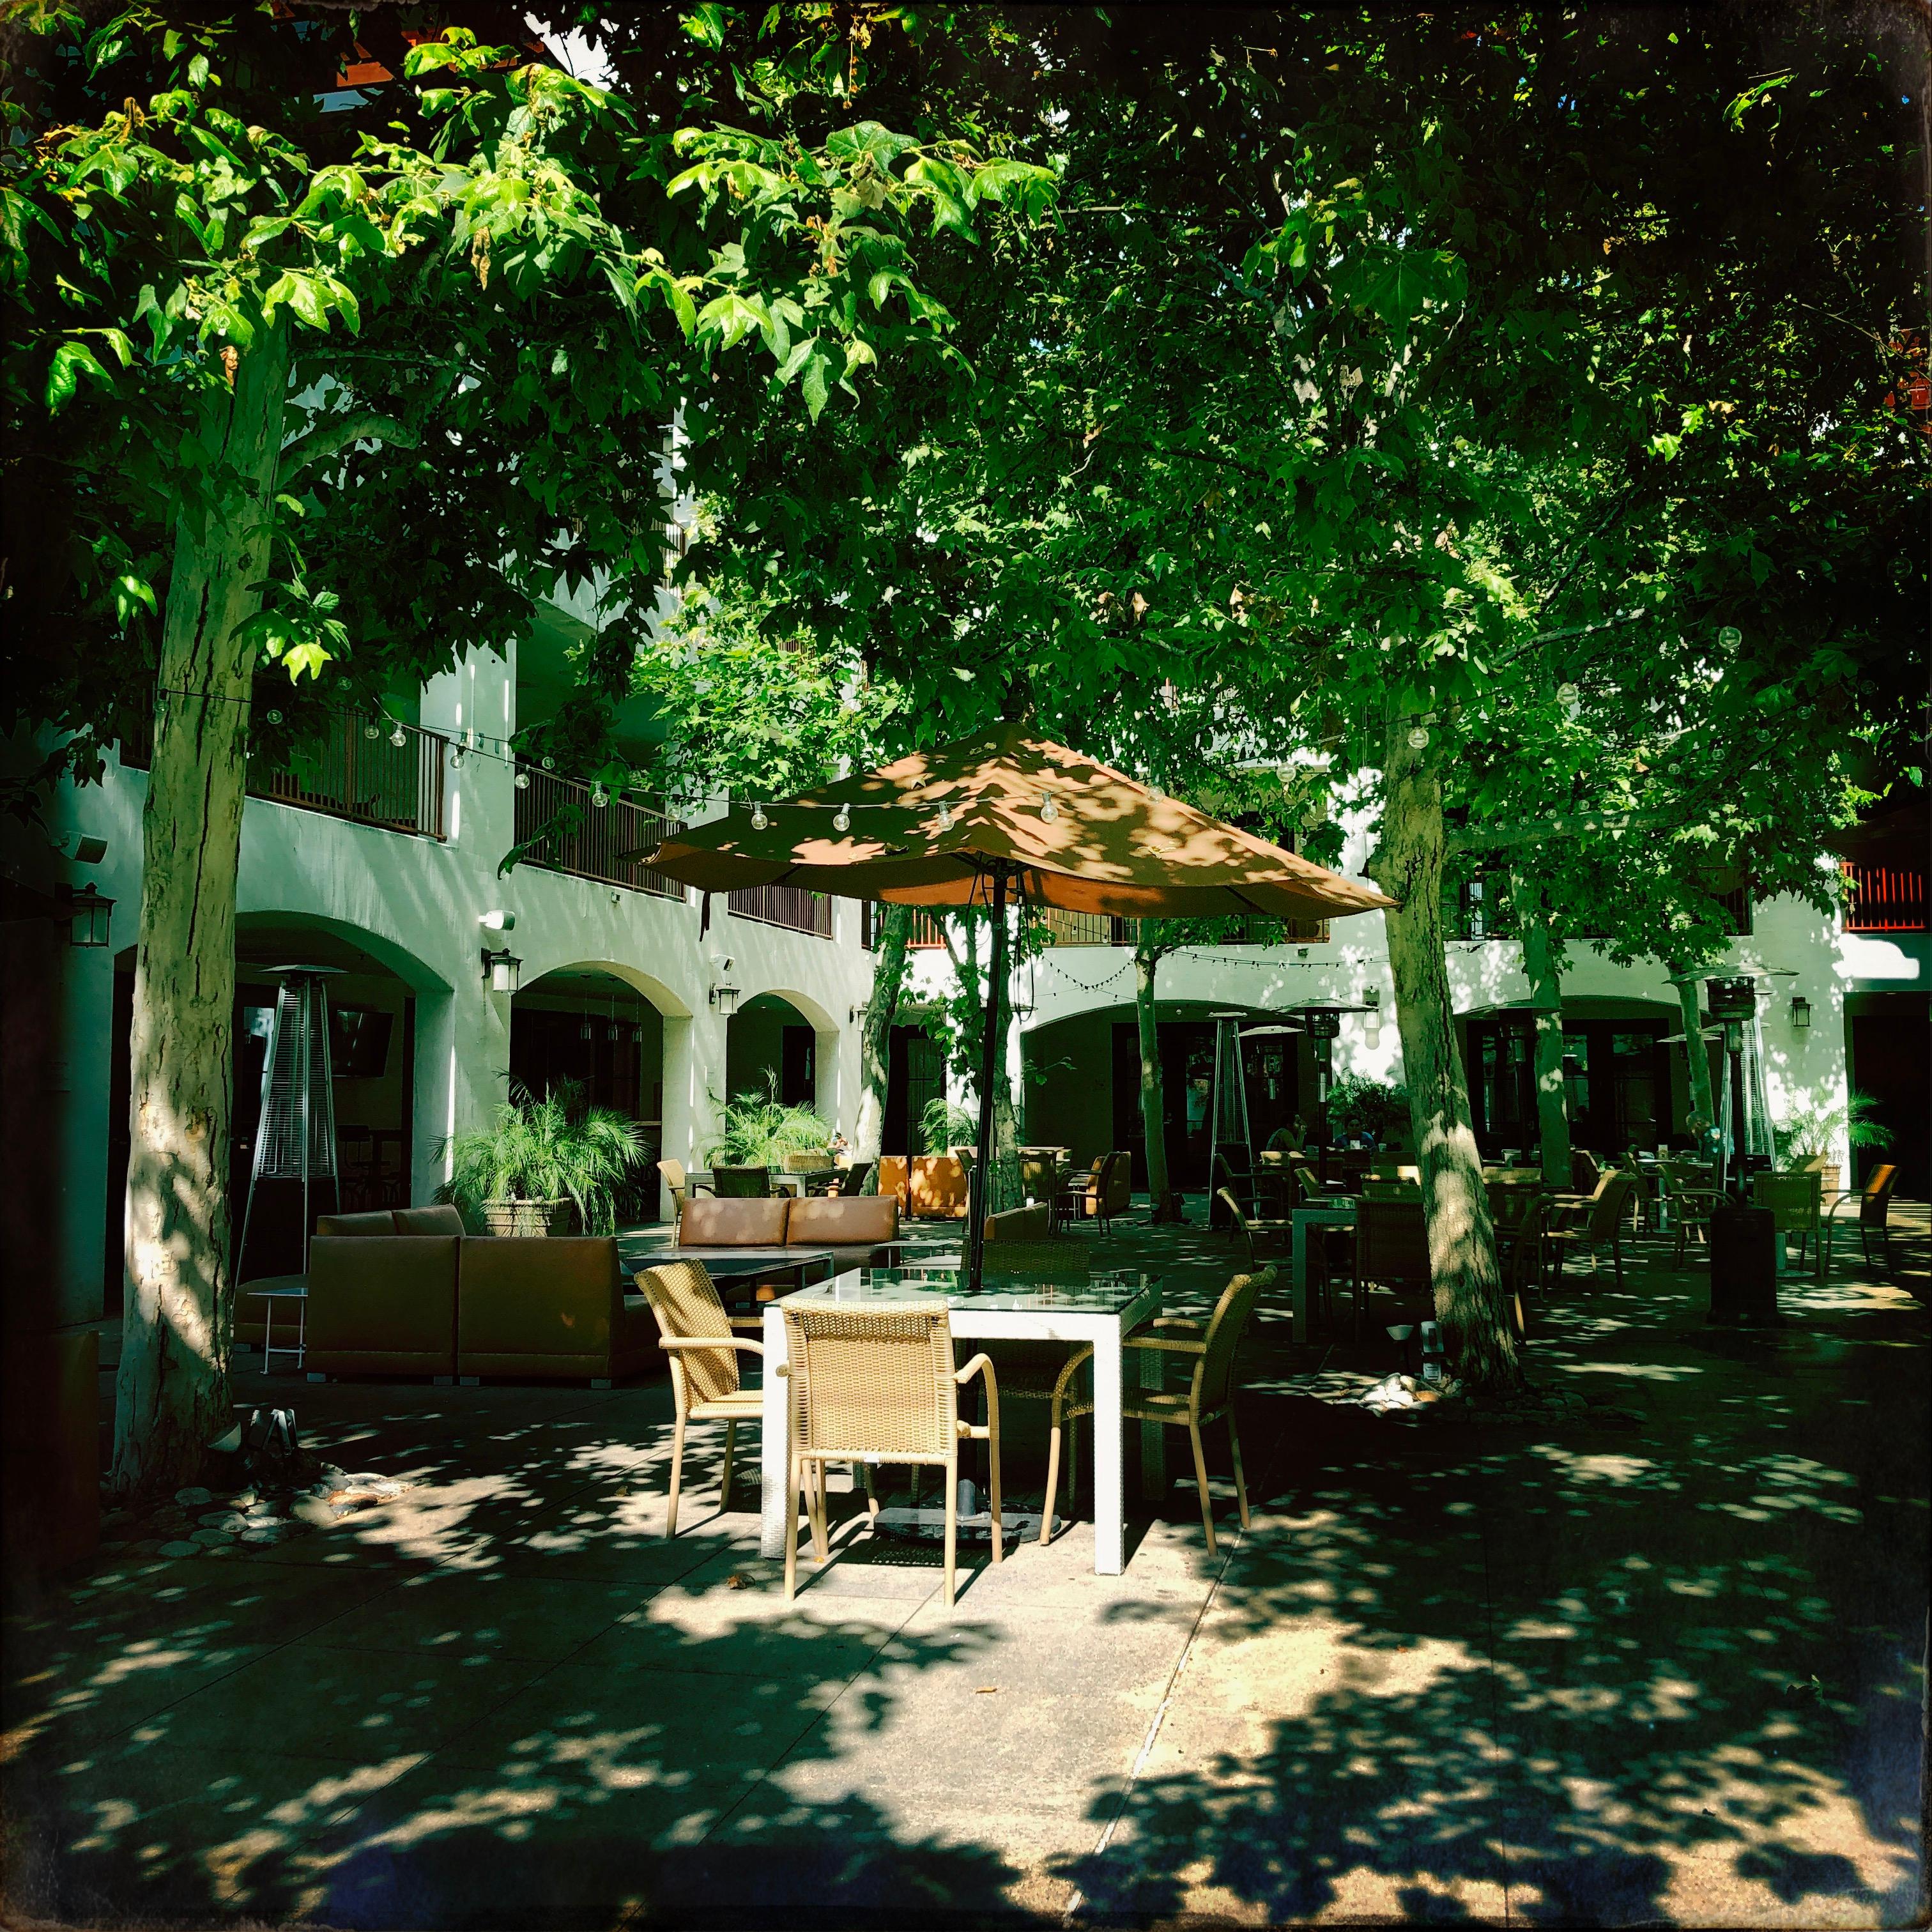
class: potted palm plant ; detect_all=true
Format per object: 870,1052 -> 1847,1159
703,1075 -> 834,1170
438,1082 -> 643,1236
1774,1092 -> 1895,1197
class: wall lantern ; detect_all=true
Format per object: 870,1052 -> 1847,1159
481,947 -> 521,995
710,981 -> 740,1016
62,882 -> 115,948
1790,994 -> 1811,1031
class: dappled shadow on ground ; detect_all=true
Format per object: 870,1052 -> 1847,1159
3,1208 -> 1924,1927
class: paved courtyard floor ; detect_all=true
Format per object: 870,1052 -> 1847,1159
4,1207 -> 1926,1927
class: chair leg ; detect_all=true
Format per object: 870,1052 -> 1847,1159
942,1457 -> 958,1607
808,1461 -> 831,1565
783,1454 -> 801,1603
1041,1414 -> 1064,1545
1227,1412 -> 1250,1531
719,1420 -> 736,1513
986,1425 -> 1004,1568
666,1411 -> 686,1538
1612,1234 -> 1624,1292
861,1460 -> 880,1522
1189,1421 -> 1217,1557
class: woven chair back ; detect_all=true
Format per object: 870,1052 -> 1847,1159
1018,1153 -> 1057,1199
1752,1170 -> 1821,1230
636,1261 -> 740,1404
1356,1199 -> 1431,1289
712,1165 -> 772,1198
1587,1173 -> 1637,1238
1506,1197 -> 1547,1295
1102,1150 -> 1133,1213
783,1149 -> 836,1173
1862,1164 -> 1897,1223
785,1304 -> 957,1460
1196,1268 -> 1269,1414
983,1242 -> 1091,1282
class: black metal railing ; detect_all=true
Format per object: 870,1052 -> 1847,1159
1842,861 -> 1928,933
514,767 -> 686,900
728,883 -> 834,937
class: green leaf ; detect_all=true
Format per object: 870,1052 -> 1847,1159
682,4 -> 726,47
799,343 -> 832,421
45,340 -> 110,410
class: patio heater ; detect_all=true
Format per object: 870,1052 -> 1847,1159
1703,974 -> 1779,1325
236,966 -> 342,1285
1206,1012 -> 1254,1229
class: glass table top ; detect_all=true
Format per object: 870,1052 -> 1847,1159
781,1268 -> 1158,1315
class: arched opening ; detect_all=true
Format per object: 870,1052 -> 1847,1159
103,916 -> 442,1308
1023,999 -> 1313,1192
725,991 -> 825,1116
510,966 -> 670,1219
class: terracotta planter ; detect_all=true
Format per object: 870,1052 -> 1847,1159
480,1199 -> 576,1238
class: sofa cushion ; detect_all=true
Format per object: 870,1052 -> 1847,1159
908,1155 -> 969,1220
785,1194 -> 898,1248
457,1236 -> 622,1377
314,1211 -> 399,1239
985,1202 -> 1051,1243
305,1235 -> 458,1376
394,1204 -> 468,1238
679,1196 -> 789,1247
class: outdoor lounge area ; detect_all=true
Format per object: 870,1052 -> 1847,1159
6,6 -> 1928,1929
4,1202 -> 1926,1925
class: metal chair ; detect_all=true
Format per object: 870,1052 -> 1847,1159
778,1302 -> 1002,1607
1547,1173 -> 1639,1290
634,1261 -> 765,1537
1822,1163 -> 1897,1276
1110,1268 -> 1272,1556
711,1165 -> 772,1199
1754,1170 -> 1824,1275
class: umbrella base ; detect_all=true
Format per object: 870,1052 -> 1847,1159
870,1504 -> 1043,1545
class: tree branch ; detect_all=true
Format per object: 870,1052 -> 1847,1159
278,411 -> 420,490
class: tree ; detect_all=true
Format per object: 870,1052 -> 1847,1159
660,8 -> 1922,1395
855,903 -> 912,1163
4,6 -> 1050,1494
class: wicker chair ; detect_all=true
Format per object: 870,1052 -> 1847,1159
1061,1150 -> 1131,1234
1660,1162 -> 1721,1262
1753,1170 -> 1824,1275
778,1302 -> 1002,1607
656,1158 -> 712,1216
1107,1268 -> 1272,1556
1351,1199 -> 1432,1342
711,1165 -> 772,1199
635,1261 -> 765,1537
1502,1195 -> 1548,1339
1822,1163 -> 1897,1276
1546,1173 -> 1639,1290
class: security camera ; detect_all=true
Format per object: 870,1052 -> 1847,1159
710,953 -> 734,975
479,910 -> 516,933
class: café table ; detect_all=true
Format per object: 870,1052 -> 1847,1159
760,1267 -> 1165,1576
1291,1197 -> 1358,1340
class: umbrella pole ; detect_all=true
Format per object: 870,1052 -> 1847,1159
968,866 -> 1009,1292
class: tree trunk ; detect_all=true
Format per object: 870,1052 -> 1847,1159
1372,726 -> 1519,1393
1135,949 -> 1181,1221
113,325 -> 291,1500
1667,963 -> 1716,1135
1517,892 -> 1574,1188
855,903 -> 912,1163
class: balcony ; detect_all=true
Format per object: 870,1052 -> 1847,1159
121,710 -> 446,840
1843,861 -> 1928,933
728,883 -> 834,938
514,768 -> 687,900
1038,909 -> 1330,946
859,905 -> 948,949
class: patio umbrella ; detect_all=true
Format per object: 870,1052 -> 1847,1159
640,721 -> 1395,1284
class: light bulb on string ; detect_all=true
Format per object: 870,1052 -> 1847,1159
1555,682 -> 1579,709
935,802 -> 954,832
1718,625 -> 1743,649
362,722 -> 380,740
541,756 -> 555,771
449,742 -> 465,769
388,723 -> 407,748
1407,726 -> 1430,751
751,804 -> 769,831
266,709 -> 284,726
833,804 -> 851,832
514,770 -> 530,790
1039,793 -> 1059,823
591,783 -> 609,809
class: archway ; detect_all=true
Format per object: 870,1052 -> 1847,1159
725,991 -> 827,1116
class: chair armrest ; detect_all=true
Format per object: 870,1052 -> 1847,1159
689,1181 -> 716,1197
1149,1316 -> 1203,1334
954,1351 -> 997,1394
1123,1335 -> 1206,1356
659,1335 -> 765,1358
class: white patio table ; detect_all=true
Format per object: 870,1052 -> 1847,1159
760,1268 -> 1165,1575
1291,1199 -> 1357,1338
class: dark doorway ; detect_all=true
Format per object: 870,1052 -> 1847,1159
511,1005 -> 647,1119
1466,1013 -> 1675,1159
884,1026 -> 946,1155
780,1025 -> 816,1109
1112,1020 -> 1218,1190
1850,1001 -> 1929,1196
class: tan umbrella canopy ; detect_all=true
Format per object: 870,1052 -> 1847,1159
639,721 -> 1393,1285
643,721 -> 1393,921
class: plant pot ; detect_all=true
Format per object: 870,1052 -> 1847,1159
481,1199 -> 576,1238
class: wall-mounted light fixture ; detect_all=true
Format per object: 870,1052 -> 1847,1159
710,981 -> 740,1015
61,882 -> 114,948
848,1002 -> 870,1025
481,947 -> 521,994
1790,993 -> 1811,1031
479,910 -> 516,934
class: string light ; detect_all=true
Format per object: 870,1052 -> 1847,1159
514,770 -> 530,790
833,804 -> 851,832
265,709 -> 283,725
751,804 -> 769,830
1039,793 -> 1059,822
1407,726 -> 1430,751
591,783 -> 610,808
1718,625 -> 1743,648
388,723 -> 407,748
1555,682 -> 1579,708
449,742 -> 465,768
935,802 -> 954,832
362,722 -> 380,740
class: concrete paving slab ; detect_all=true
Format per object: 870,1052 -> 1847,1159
303,1571 -> 649,1666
